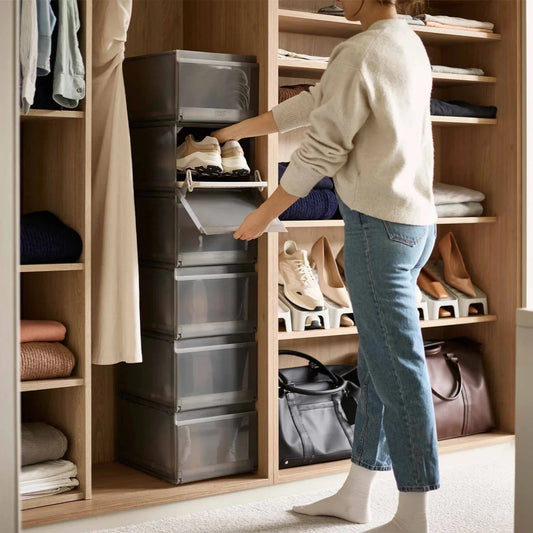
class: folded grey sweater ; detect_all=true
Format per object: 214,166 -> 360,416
21,422 -> 68,466
272,18 -> 436,225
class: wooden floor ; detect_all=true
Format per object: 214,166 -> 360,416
21,432 -> 515,528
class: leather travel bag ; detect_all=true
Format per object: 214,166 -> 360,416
425,338 -> 495,440
278,350 -> 360,469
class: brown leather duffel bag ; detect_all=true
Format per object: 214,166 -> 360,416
425,338 -> 495,440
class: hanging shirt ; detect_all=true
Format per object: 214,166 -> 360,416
20,0 -> 38,113
53,0 -> 85,108
36,0 -> 57,76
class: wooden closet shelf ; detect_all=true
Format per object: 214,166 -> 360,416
278,315 -> 497,340
278,9 -> 501,44
21,464 -> 271,528
19,263 -> 85,273
21,490 -> 85,511
282,217 -> 496,229
20,378 -> 84,392
275,432 -> 514,483
279,59 -> 497,87
20,110 -> 85,120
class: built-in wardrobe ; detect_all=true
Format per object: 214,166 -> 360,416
21,0 -> 522,527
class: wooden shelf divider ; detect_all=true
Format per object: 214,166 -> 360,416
20,110 -> 85,120
19,263 -> 85,273
20,378 -> 84,393
282,217 -> 496,229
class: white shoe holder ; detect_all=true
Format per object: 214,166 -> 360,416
424,260 -> 488,317
278,298 -> 292,333
324,297 -> 353,329
417,299 -> 429,321
420,291 -> 460,320
278,287 -> 330,331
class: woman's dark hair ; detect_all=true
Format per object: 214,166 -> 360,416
379,0 -> 426,16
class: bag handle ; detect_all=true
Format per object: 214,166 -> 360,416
279,349 -> 347,396
431,352 -> 463,401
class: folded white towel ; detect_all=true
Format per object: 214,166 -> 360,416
436,202 -> 484,217
431,65 -> 485,76
21,482 -> 79,500
433,182 -> 485,205
278,48 -> 329,63
417,14 -> 494,31
20,459 -> 77,484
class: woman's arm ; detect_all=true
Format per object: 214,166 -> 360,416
212,111 -> 279,143
233,185 -> 298,241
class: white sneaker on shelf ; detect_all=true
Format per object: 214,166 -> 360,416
220,140 -> 250,176
279,240 -> 324,311
176,134 -> 223,175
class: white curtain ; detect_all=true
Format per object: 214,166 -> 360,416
92,0 -> 141,364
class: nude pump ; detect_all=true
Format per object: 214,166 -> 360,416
438,232 -> 476,297
309,236 -> 351,308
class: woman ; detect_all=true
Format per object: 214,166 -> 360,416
213,1 -> 438,532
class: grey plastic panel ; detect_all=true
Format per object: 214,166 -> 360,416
177,188 -> 286,235
117,397 -> 258,484
139,264 -> 258,338
117,334 -> 257,411
135,193 -> 257,267
124,50 -> 258,124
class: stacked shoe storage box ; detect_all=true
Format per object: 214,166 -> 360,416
117,50 -> 261,484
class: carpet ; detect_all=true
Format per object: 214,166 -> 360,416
92,443 -> 514,533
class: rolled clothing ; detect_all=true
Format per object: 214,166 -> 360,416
20,211 -> 83,264
431,98 -> 497,119
416,14 -> 494,31
436,202 -> 484,218
278,162 -> 334,190
21,319 -> 67,343
20,459 -> 78,499
20,341 -> 76,380
280,189 -> 338,220
21,422 -> 68,466
433,182 -> 485,205
431,65 -> 485,76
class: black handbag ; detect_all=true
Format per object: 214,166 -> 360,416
278,350 -> 360,469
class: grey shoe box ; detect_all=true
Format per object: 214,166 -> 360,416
116,395 -> 258,484
117,334 -> 257,411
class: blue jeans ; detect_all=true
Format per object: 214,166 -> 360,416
338,199 -> 440,492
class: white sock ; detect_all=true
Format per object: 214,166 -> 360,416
292,463 -> 377,523
366,491 -> 428,533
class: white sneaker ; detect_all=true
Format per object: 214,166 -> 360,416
176,135 -> 223,175
220,140 -> 250,176
279,240 -> 324,310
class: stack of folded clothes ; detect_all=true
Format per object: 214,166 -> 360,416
21,211 -> 83,264
278,48 -> 329,64
20,422 -> 78,499
431,98 -> 497,119
431,65 -> 485,76
20,320 -> 76,380
416,14 -> 495,33
278,162 -> 338,220
433,182 -> 485,217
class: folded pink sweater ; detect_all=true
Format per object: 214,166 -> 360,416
20,342 -> 75,381
21,320 -> 67,343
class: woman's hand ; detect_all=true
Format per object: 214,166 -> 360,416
233,208 -> 273,241
211,125 -> 240,144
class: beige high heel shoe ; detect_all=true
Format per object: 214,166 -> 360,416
438,232 -> 476,297
309,236 -> 351,308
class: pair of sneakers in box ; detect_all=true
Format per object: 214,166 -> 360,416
176,135 -> 250,177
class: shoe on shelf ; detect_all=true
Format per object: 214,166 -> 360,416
336,245 -> 345,278
438,231 -> 476,297
279,240 -> 324,311
176,134 -> 223,175
309,236 -> 351,308
417,267 -> 449,300
439,307 -> 452,318
415,283 -> 423,303
340,314 -> 354,327
318,3 -> 344,16
221,140 -> 250,176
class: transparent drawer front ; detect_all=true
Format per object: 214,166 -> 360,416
117,335 -> 257,411
117,397 -> 257,484
139,265 -> 257,338
135,194 -> 257,266
178,59 -> 258,124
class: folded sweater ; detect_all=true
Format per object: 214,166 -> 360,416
416,14 -> 494,31
433,182 -> 485,205
21,422 -> 68,466
21,319 -> 67,343
436,202 -> 484,217
20,341 -> 76,380
431,99 -> 497,119
20,459 -> 78,499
